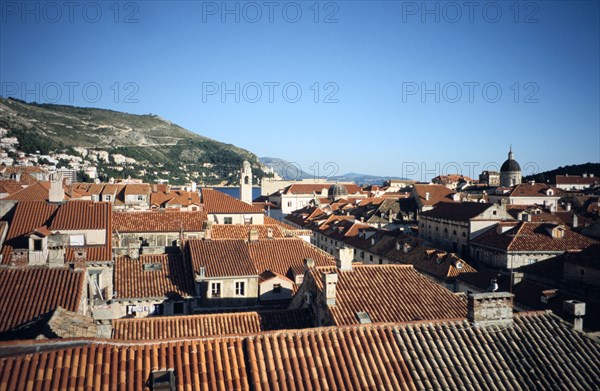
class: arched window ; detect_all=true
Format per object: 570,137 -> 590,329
244,176 -> 249,185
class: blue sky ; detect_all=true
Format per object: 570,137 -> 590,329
1,0 -> 598,179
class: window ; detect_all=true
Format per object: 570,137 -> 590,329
287,201 -> 292,207
173,302 -> 184,315
137,195 -> 144,201
273,283 -> 282,293
33,239 -> 43,252
453,230 -> 457,235
369,255 -> 373,262
462,232 -> 466,237
360,251 -> 364,259
105,195 -> 112,201
244,216 -> 253,225
224,217 -> 233,225
378,258 -> 383,265
235,281 -> 245,296
492,210 -> 497,216
210,282 -> 221,298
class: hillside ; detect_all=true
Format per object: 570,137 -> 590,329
0,98 -> 265,185
523,162 -> 600,184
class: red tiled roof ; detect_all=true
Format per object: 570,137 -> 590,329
419,202 -> 495,222
282,183 -> 363,195
508,183 -> 561,197
3,181 -> 81,201
248,238 -> 335,277
187,239 -> 258,277
0,180 -> 23,195
412,184 -> 455,206
555,175 -> 598,185
123,183 -> 150,195
114,254 -> 195,299
0,266 -> 85,333
309,264 -> 467,325
111,309 -> 312,340
1,313 -> 599,390
211,224 -> 286,240
472,222 -> 598,252
264,216 -> 296,230
150,190 -> 201,208
49,201 -> 110,231
201,188 -> 264,214
1,201 -> 58,265
112,211 -> 207,232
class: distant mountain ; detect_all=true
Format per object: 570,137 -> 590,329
0,98 -> 264,185
523,162 -> 600,184
259,157 -> 312,180
260,157 -> 410,185
331,172 -> 411,186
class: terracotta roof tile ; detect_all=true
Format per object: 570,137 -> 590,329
187,239 -> 258,277
556,175 -> 598,185
114,254 -> 195,299
0,266 -> 85,333
509,183 -> 561,197
113,211 -> 207,232
1,201 -> 58,265
248,238 -> 335,277
419,202 -> 496,221
413,184 -> 455,206
111,309 -> 311,340
472,222 -> 598,252
201,188 -> 263,214
123,184 -> 150,195
211,224 -> 286,240
1,313 -> 600,390
309,264 -> 467,325
50,201 -> 110,231
0,180 -> 23,195
150,190 -> 201,208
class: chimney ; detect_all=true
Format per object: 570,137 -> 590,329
572,214 -> 578,228
583,173 -> 588,178
336,247 -> 353,271
198,266 -> 206,278
204,221 -> 213,240
563,300 -> 585,332
304,258 -> 315,273
395,241 -> 401,251
566,203 -> 572,212
403,242 -> 411,253
425,192 -> 430,201
48,173 -> 65,203
467,292 -> 514,327
591,173 -> 595,178
248,228 -> 259,243
322,272 -> 338,307
370,237 -> 375,246
267,228 -> 273,239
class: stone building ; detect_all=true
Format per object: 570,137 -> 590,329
499,147 -> 522,187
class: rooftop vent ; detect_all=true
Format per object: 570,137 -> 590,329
356,311 -> 372,324
143,263 -> 163,272
150,369 -> 175,391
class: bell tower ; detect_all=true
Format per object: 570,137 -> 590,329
240,161 -> 252,204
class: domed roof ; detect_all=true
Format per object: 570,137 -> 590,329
328,183 -> 348,199
501,159 -> 521,172
500,148 -> 521,172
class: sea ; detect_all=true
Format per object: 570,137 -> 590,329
213,187 -> 261,201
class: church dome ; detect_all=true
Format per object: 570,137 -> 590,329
500,148 -> 521,172
328,183 -> 348,199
